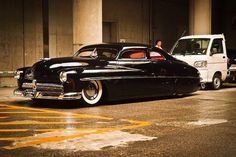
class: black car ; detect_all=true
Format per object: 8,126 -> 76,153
14,43 -> 200,106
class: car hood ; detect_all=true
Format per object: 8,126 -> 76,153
32,57 -> 108,83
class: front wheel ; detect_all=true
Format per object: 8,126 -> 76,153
211,74 -> 222,90
81,80 -> 103,106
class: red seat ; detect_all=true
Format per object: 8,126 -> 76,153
122,51 -> 145,59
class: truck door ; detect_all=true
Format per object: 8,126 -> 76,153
208,38 -> 228,81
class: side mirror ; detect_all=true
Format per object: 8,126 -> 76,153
210,48 -> 217,56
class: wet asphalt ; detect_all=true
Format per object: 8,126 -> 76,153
0,84 -> 235,157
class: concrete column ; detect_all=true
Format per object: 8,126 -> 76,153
189,0 -> 212,35
73,0 -> 102,51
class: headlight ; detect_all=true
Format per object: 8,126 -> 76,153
59,71 -> 77,83
194,61 -> 207,68
14,71 -> 23,79
59,71 -> 67,83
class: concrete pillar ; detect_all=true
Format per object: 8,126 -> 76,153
73,0 -> 102,51
189,0 -> 212,35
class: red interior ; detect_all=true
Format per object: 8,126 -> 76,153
122,51 -> 145,59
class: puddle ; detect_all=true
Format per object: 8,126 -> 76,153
36,131 -> 156,151
13,130 -> 157,151
188,119 -> 228,126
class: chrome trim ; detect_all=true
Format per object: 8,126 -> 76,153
14,71 -> 23,79
117,61 -> 151,65
22,82 -> 33,89
122,46 -> 147,50
22,82 -> 63,89
82,69 -> 141,74
14,89 -> 81,100
80,75 -> 200,81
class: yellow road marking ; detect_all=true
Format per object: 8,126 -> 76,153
30,115 -> 113,120
3,119 -> 151,150
0,129 -> 29,132
0,112 -> 46,114
0,103 -> 152,150
0,116 -> 8,119
0,121 -> 81,125
0,104 -> 113,120
0,107 -> 18,110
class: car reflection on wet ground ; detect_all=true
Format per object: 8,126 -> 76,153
0,84 -> 236,157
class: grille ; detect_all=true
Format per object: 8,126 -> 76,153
22,82 -> 63,93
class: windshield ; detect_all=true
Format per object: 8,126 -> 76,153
74,48 -> 118,60
172,38 -> 210,55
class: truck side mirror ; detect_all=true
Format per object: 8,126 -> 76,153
210,48 -> 217,56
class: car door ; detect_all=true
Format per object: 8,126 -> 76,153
208,38 -> 228,81
116,48 -> 156,98
149,50 -> 175,96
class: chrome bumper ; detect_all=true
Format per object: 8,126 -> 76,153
14,88 -> 81,100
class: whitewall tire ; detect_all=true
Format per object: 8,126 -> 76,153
81,80 -> 103,106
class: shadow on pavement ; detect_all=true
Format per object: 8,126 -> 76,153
10,93 -> 198,109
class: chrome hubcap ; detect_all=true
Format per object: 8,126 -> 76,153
84,82 -> 98,100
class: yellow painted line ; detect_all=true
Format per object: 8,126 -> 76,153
30,115 -> 113,120
0,129 -> 29,132
0,107 -> 20,110
34,128 -> 111,132
0,121 -> 82,125
1,104 -> 113,120
2,119 -> 152,150
0,103 -> 152,150
0,116 -> 8,119
0,112 -> 46,114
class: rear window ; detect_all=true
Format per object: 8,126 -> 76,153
120,50 -> 146,59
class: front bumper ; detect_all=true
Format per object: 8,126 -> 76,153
14,82 -> 81,100
198,69 -> 208,83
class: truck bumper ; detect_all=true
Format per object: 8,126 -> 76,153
198,69 -> 209,83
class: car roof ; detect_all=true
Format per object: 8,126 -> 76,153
79,43 -> 149,51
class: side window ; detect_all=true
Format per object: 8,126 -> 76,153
97,48 -> 118,60
211,39 -> 223,54
121,50 -> 146,59
149,51 -> 165,61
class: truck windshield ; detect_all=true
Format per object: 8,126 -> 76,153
172,38 -> 210,55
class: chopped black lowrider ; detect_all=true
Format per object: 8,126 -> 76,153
14,43 -> 200,105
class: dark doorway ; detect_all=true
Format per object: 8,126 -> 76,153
212,0 -> 236,49
102,22 -> 118,43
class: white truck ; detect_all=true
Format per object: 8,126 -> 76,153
171,34 -> 236,90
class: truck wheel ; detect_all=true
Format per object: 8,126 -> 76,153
81,80 -> 103,106
212,74 -> 222,90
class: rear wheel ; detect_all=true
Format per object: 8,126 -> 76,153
211,74 -> 222,90
81,80 -> 103,106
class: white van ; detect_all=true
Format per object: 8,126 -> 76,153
171,34 -> 236,89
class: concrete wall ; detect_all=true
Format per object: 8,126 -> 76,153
23,0 -> 44,66
0,0 -> 44,86
49,0 -> 73,57
189,0 -> 212,35
152,0 -> 189,50
103,0 -> 151,44
73,0 -> 103,51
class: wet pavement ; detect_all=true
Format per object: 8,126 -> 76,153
0,85 -> 236,157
